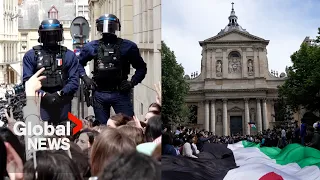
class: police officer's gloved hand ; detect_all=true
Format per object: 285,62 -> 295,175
120,80 -> 133,92
42,92 -> 62,105
82,75 -> 96,90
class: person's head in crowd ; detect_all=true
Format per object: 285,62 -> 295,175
173,138 -> 183,148
107,113 -> 133,128
162,125 -> 168,133
144,111 -> 160,123
0,127 -> 25,163
92,125 -> 106,133
23,151 -> 83,180
162,132 -> 173,145
186,134 -> 196,144
118,125 -> 144,145
90,128 -> 136,176
192,134 -> 198,144
145,115 -> 162,142
126,120 -> 138,127
148,103 -> 161,113
98,152 -> 161,180
0,138 -> 6,180
68,142 -> 91,178
74,129 -> 100,150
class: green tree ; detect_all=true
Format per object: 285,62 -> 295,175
274,97 -> 294,122
279,28 -> 320,112
161,41 -> 190,125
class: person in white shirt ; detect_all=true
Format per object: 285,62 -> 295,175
175,127 -> 181,135
182,134 -> 199,158
281,128 -> 286,147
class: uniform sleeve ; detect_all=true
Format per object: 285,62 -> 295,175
22,51 -> 45,94
61,52 -> 79,95
128,43 -> 147,85
78,43 -> 95,77
22,51 -> 35,83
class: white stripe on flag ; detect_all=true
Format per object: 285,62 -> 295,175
224,143 -> 320,180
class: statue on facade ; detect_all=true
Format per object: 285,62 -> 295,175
248,60 -> 254,75
216,60 -> 222,77
228,57 -> 241,73
216,61 -> 222,73
217,109 -> 222,122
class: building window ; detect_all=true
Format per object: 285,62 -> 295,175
140,103 -> 143,115
48,6 -> 58,19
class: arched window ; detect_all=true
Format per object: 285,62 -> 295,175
48,6 -> 58,19
228,51 -> 241,58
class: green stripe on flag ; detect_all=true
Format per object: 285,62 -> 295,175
241,140 -> 320,168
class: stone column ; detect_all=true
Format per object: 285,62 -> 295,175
206,49 -> 211,79
258,47 -> 265,77
211,48 -> 216,78
271,100 -> 275,122
253,47 -> 259,77
204,100 -> 209,131
222,48 -> 228,78
262,99 -> 268,130
210,99 -> 216,134
222,99 -> 228,136
256,99 -> 262,132
242,48 -> 247,78
244,98 -> 250,135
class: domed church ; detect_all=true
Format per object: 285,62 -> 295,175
185,3 -> 286,136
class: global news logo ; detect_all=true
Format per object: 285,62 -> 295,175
13,112 -> 82,151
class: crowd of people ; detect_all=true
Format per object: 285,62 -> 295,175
163,119 -> 320,158
0,68 -> 162,180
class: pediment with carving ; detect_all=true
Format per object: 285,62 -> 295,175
200,29 -> 268,44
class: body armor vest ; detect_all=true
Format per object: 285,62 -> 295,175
33,45 -> 67,90
93,38 -> 123,87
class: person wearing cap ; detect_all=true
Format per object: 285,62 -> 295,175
78,14 -> 147,124
22,19 -> 79,124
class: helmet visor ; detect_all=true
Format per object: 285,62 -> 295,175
39,30 -> 63,45
102,20 -> 119,34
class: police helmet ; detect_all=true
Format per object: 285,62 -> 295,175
96,14 -> 121,34
38,19 -> 63,45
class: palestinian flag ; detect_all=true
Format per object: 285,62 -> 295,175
249,123 -> 257,129
162,141 -> 320,180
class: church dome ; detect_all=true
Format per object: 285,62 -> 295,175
217,2 -> 248,35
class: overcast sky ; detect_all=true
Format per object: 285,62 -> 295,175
162,0 -> 320,76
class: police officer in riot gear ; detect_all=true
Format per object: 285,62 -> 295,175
23,19 -> 79,123
78,14 -> 147,124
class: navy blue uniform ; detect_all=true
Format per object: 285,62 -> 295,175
78,39 -> 147,124
23,47 -> 79,122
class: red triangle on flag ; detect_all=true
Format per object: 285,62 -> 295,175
259,172 -> 284,180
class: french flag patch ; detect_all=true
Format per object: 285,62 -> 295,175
57,58 -> 63,66
74,49 -> 81,56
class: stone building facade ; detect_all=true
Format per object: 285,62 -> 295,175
88,0 -> 161,120
0,0 -> 20,84
186,4 -> 286,136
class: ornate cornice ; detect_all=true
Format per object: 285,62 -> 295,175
200,29 -> 269,46
188,88 -> 275,94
